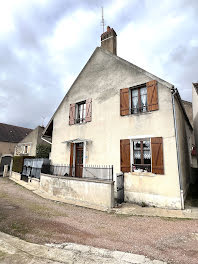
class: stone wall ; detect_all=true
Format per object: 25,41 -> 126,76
40,174 -> 114,211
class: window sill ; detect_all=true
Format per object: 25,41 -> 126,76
131,171 -> 156,177
130,111 -> 152,116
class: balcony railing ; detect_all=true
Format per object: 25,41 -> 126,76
42,164 -> 113,181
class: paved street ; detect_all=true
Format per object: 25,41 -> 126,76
0,178 -> 198,264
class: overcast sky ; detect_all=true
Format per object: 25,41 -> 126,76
0,0 -> 197,129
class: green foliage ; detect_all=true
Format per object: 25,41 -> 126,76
12,156 -> 34,173
36,144 -> 51,158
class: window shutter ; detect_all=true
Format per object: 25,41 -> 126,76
120,88 -> 129,116
151,137 -> 164,174
69,143 -> 74,176
85,98 -> 92,122
120,139 -> 131,172
69,103 -> 76,125
147,80 -> 158,111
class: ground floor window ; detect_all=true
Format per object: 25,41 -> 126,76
132,139 -> 151,172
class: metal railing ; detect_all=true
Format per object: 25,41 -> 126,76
42,164 -> 113,181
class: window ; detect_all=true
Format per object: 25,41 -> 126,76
76,101 -> 86,124
132,139 -> 151,172
120,137 -> 164,174
131,85 -> 147,114
24,145 -> 28,154
120,80 -> 158,116
69,99 -> 92,125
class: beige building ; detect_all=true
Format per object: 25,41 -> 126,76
43,26 -> 195,210
15,126 -> 50,157
192,83 -> 198,162
0,123 -> 32,175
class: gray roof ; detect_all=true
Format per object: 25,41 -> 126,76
0,123 -> 32,143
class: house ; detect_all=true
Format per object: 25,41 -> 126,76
0,123 -> 32,175
192,83 -> 198,163
42,26 -> 196,210
182,100 -> 193,127
14,126 -> 50,157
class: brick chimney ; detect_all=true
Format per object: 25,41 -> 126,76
101,26 -> 117,55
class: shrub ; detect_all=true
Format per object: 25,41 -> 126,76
36,144 -> 51,158
12,156 -> 34,173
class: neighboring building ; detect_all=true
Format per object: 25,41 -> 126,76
42,26 -> 195,210
192,83 -> 198,163
182,100 -> 193,127
15,126 -> 50,157
0,123 -> 32,174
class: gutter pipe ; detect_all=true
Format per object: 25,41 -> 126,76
41,136 -> 52,145
171,86 -> 184,210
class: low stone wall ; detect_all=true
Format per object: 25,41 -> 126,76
40,174 -> 114,211
10,171 -> 21,181
28,177 -> 40,189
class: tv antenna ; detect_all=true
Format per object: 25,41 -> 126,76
100,7 -> 105,33
41,116 -> 46,127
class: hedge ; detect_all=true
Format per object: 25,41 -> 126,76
12,156 -> 35,173
36,144 -> 51,158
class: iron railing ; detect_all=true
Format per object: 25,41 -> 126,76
42,164 -> 113,181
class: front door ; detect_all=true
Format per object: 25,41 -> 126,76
75,143 -> 83,177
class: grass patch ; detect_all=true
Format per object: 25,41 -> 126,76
0,250 -> 6,259
10,222 -> 29,235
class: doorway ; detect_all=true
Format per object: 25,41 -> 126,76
0,155 -> 12,176
75,143 -> 84,177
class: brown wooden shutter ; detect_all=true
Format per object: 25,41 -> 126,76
69,103 -> 76,125
69,143 -> 74,176
147,80 -> 158,111
151,137 -> 164,174
120,88 -> 129,116
85,98 -> 92,122
120,139 -> 131,172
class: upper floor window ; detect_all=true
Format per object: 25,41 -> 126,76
69,98 -> 92,125
24,145 -> 28,154
131,86 -> 147,114
120,80 -> 158,116
76,101 -> 86,124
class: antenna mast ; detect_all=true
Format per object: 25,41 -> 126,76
101,7 -> 105,33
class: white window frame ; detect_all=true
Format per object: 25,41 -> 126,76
129,136 -> 152,172
75,101 -> 86,124
130,84 -> 148,115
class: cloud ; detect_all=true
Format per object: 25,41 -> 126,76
0,0 -> 197,129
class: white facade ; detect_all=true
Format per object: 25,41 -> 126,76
44,47 -> 193,209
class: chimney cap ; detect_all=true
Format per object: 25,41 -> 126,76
101,26 -> 117,39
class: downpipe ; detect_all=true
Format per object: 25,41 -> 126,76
171,87 -> 184,210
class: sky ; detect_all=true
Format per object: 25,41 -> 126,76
0,0 -> 197,129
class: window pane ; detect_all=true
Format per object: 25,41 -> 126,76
140,87 -> 147,112
133,141 -> 141,164
83,103 -> 86,119
132,89 -> 139,113
143,140 -> 151,164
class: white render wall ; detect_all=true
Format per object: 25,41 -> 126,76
40,174 -> 114,211
50,48 -> 183,208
